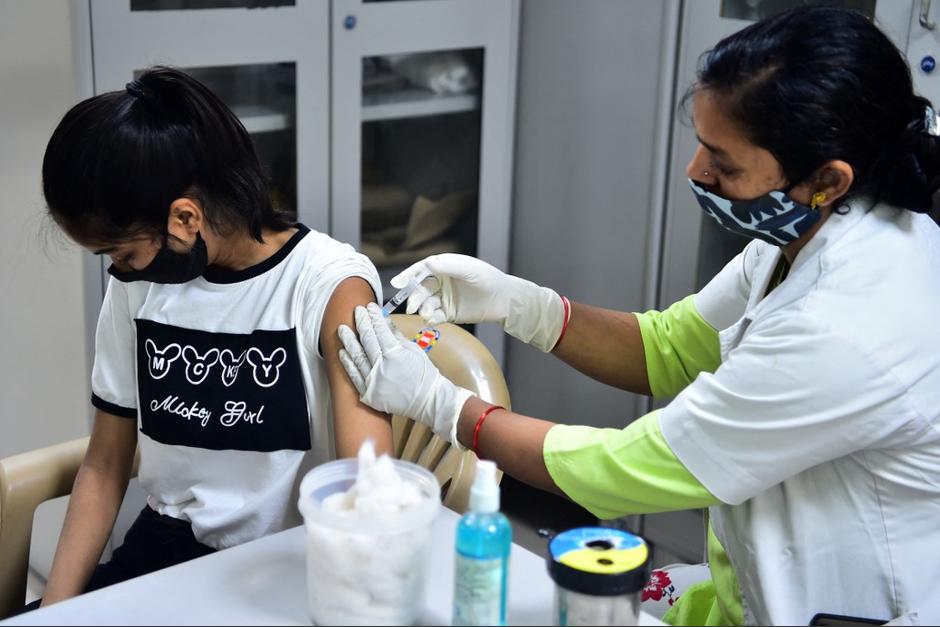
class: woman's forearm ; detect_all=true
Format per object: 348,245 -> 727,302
455,396 -> 561,495
550,302 -> 651,395
41,462 -> 130,605
42,411 -> 137,606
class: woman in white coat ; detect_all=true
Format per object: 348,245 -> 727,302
338,7 -> 940,625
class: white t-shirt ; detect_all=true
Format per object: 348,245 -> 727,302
91,225 -> 381,549
660,199 -> 940,624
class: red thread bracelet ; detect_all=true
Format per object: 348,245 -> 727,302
472,405 -> 505,458
551,296 -> 571,351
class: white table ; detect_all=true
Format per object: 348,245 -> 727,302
3,507 -> 662,626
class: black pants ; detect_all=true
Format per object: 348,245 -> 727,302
19,505 -> 215,613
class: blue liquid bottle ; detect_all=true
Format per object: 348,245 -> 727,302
453,460 -> 512,626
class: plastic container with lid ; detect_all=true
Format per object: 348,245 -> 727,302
546,527 -> 650,626
297,456 -> 441,626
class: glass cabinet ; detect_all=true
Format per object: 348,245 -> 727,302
719,0 -> 875,21
83,0 -> 518,365
145,63 -> 299,218
331,0 -> 518,364
357,49 -> 484,271
89,0 -> 329,228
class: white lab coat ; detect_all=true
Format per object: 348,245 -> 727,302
660,197 -> 940,625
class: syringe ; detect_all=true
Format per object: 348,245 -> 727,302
381,269 -> 432,317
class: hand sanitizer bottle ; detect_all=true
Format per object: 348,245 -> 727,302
453,460 -> 512,626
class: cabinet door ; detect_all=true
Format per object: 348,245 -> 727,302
330,0 -> 518,366
89,0 -> 329,232
907,0 -> 940,106
659,0 -> 914,309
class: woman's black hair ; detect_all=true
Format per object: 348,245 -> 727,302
42,66 -> 293,244
689,6 -> 940,214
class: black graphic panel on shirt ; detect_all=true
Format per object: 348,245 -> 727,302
135,319 -> 311,452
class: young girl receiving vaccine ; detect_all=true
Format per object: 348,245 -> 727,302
35,66 -> 391,608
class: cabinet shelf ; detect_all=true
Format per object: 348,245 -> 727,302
362,88 -> 480,122
231,104 -> 290,133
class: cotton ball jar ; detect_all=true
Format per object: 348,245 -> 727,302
297,441 -> 440,626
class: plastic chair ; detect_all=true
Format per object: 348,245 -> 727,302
0,437 -> 140,618
389,314 -> 510,514
0,315 -> 509,617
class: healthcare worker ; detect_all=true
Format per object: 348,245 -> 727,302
34,67 -> 389,609
338,7 -> 940,626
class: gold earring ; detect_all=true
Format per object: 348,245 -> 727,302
811,191 -> 827,210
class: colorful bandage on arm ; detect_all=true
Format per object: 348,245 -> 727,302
635,295 -> 721,398
542,410 -> 720,520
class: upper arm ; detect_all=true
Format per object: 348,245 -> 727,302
83,409 -> 138,479
635,295 -> 721,398
91,278 -> 138,416
319,276 -> 394,458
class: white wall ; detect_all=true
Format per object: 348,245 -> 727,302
0,1 -> 89,458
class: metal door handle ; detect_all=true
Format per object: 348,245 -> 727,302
921,0 -> 935,30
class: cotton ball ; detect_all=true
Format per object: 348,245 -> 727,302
357,438 -> 377,469
397,481 -> 422,510
322,492 -> 351,512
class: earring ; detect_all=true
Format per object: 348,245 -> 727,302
811,191 -> 827,210
703,170 -> 710,177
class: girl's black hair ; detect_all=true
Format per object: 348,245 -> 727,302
42,66 -> 293,244
690,6 -> 940,214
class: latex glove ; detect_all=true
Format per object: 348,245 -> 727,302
338,303 -> 474,447
392,254 -> 566,353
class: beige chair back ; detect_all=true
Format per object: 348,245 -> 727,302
0,437 -> 91,617
390,315 -> 511,514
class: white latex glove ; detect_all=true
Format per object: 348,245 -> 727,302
392,254 -> 567,353
337,303 -> 474,447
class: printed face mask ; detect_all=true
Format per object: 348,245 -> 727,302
108,232 -> 209,284
687,178 -> 822,246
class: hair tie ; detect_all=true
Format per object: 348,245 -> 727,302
125,79 -> 152,100
924,104 -> 940,137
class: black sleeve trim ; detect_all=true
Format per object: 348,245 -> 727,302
91,394 -> 138,419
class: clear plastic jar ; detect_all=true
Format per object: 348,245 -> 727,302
297,458 -> 440,626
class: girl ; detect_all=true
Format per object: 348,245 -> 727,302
37,66 -> 391,606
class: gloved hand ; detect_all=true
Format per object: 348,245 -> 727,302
337,303 -> 475,446
392,254 -> 567,353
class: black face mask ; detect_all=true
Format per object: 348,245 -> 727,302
108,232 -> 209,284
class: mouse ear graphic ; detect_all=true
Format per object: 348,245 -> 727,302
203,348 -> 220,367
163,343 -> 182,362
246,347 -> 263,367
146,339 -> 158,358
219,349 -> 234,366
271,347 -> 287,367
182,345 -> 199,364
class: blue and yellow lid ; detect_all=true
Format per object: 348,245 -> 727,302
547,527 -> 650,596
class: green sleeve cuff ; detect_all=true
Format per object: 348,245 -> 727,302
543,411 -> 719,520
636,295 -> 721,398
